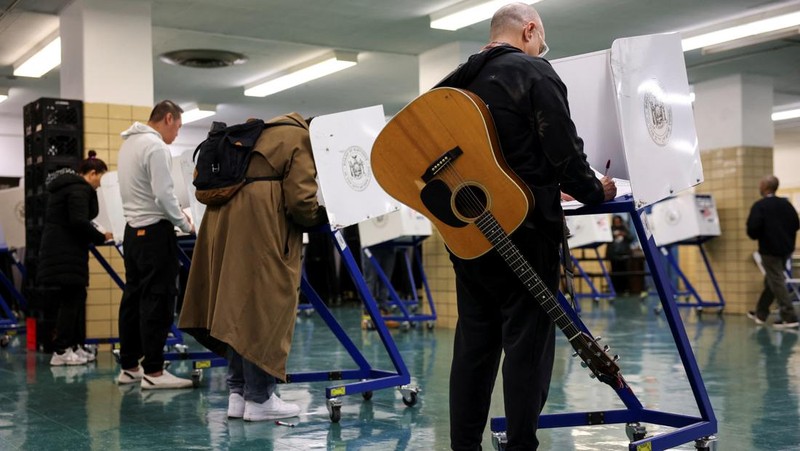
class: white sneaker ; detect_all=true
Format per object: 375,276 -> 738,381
74,347 -> 96,362
117,367 -> 144,385
243,395 -> 300,421
228,393 -> 245,419
50,349 -> 88,366
140,369 -> 194,390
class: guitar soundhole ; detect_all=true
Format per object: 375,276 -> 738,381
453,184 -> 488,220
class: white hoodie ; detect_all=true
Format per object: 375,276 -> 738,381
117,122 -> 191,233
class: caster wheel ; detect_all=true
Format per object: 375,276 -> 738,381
191,369 -> 202,388
0,335 -> 9,348
402,391 -> 417,407
425,321 -> 435,330
330,405 -> 341,423
400,322 -> 411,332
112,349 -> 121,364
362,391 -> 373,401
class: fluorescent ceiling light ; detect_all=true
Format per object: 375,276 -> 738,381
244,51 -> 358,97
682,10 -> 800,52
181,103 -> 216,124
430,0 -> 542,31
14,36 -> 61,78
772,108 -> 800,121
0,88 -> 8,104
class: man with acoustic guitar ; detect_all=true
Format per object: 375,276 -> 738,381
435,3 -> 616,449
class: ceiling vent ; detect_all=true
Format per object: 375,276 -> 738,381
159,49 -> 248,68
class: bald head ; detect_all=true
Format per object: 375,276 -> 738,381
488,3 -> 546,58
760,175 -> 779,196
490,3 -> 542,41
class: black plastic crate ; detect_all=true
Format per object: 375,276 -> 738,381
24,130 -> 82,164
24,98 -> 83,136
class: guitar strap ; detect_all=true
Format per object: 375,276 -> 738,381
561,215 -> 578,310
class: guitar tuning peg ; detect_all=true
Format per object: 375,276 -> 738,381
580,361 -> 587,368
613,355 -> 620,362
572,351 -> 578,358
603,345 -> 610,352
589,373 -> 597,379
594,336 -> 602,342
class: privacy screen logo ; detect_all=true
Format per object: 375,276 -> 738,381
342,146 -> 370,192
642,79 -> 672,146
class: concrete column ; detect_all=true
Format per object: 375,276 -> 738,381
60,0 -> 153,106
688,74 -> 774,314
418,41 -> 482,329
59,0 -> 155,342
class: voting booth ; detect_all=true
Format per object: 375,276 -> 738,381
287,105 -> 418,421
566,214 -> 612,249
0,187 -> 25,250
646,193 -> 725,310
358,206 -> 432,249
0,187 -> 28,338
490,33 -> 717,451
649,194 -> 721,247
565,214 -> 616,301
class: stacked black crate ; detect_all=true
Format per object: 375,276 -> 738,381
23,98 -> 83,352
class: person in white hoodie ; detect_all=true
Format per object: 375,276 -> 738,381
115,100 -> 195,389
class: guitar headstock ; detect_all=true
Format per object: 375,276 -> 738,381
570,332 -> 624,389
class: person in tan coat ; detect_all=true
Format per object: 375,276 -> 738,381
179,112 -> 326,421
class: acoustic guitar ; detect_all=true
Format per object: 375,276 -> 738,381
371,87 -> 622,387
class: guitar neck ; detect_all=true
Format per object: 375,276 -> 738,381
475,212 -> 582,340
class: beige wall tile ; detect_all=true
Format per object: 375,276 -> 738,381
84,103 -> 108,119
84,133 -> 109,151
132,106 -> 151,122
108,104 -> 132,120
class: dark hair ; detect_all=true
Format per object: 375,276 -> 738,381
77,150 -> 108,174
148,100 -> 183,123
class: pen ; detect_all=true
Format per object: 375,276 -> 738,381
603,159 -> 611,177
275,421 -> 296,427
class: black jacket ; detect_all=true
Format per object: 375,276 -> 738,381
746,195 -> 799,258
436,45 -> 604,243
37,169 -> 106,287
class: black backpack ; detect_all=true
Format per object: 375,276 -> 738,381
192,119 -> 298,206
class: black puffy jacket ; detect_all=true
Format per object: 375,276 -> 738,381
36,169 -> 106,287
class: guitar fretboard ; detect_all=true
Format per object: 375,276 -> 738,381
475,212 -> 582,340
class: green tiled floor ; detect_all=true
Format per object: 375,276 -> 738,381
0,299 -> 798,450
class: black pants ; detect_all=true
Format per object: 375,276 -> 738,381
119,221 -> 179,374
52,284 -> 87,352
449,227 -> 558,451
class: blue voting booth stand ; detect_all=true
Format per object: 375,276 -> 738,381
490,33 -> 717,450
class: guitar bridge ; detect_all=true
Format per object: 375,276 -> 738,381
421,146 -> 463,182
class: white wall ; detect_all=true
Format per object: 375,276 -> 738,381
774,125 -> 800,188
0,114 -> 24,178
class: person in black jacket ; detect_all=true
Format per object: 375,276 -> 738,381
435,3 -> 616,449
746,175 -> 800,328
38,151 -> 112,366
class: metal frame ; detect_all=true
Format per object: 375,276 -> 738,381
569,243 -> 617,302
490,197 -> 717,450
286,225 -> 418,422
0,247 -> 27,343
362,236 -> 437,328
657,238 -> 725,310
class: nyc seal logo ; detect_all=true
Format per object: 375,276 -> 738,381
643,79 -> 672,146
342,146 -> 370,192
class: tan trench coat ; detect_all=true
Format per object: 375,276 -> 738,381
179,113 -> 326,380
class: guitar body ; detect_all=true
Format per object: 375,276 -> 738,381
371,87 -> 534,259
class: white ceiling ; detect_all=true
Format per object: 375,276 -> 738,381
1,0 -> 800,143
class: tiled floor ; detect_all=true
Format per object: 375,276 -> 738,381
0,298 -> 798,450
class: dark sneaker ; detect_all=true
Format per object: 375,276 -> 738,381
772,320 -> 800,329
746,311 -> 765,325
